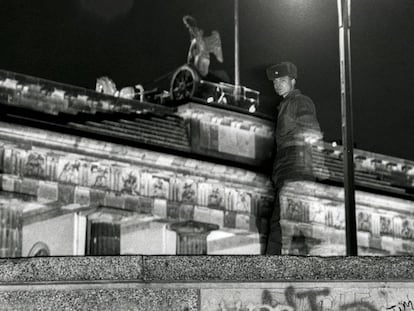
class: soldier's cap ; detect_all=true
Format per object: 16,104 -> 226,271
266,61 -> 298,80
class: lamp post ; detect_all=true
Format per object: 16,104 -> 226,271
337,0 -> 357,255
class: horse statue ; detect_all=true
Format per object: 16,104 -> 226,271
96,76 -> 139,100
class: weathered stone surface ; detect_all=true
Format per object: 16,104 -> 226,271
2,255 -> 414,285
0,256 -> 143,282
177,103 -> 274,166
142,255 -> 414,282
0,287 -> 198,311
1,256 -> 414,310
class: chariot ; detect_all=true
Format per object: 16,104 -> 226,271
169,64 -> 259,112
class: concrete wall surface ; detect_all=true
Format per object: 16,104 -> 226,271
22,213 -> 75,257
0,256 -> 414,310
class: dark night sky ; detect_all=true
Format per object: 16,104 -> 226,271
0,0 -> 413,161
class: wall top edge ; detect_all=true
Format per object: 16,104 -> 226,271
0,255 -> 413,283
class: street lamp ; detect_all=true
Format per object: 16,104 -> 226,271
337,0 -> 357,255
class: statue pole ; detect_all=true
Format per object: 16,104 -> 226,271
234,0 -> 241,100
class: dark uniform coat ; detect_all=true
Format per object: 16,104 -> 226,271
272,88 -> 322,187
260,88 -> 322,254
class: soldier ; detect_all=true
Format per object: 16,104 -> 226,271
261,61 -> 322,255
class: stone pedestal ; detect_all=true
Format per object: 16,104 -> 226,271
169,220 -> 219,255
0,198 -> 23,257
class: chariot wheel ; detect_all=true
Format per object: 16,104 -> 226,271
170,64 -> 200,101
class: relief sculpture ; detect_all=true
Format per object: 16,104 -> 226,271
151,176 -> 169,199
357,212 -> 372,232
24,152 -> 45,178
380,216 -> 393,236
401,220 -> 414,240
208,185 -> 224,209
90,163 -> 109,188
234,191 -> 251,213
121,171 -> 140,195
284,199 -> 309,223
58,160 -> 80,184
181,180 -> 197,203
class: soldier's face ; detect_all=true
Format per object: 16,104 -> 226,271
273,76 -> 295,97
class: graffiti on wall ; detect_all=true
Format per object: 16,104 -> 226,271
201,283 -> 414,311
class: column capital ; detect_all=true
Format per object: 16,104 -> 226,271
168,220 -> 219,235
168,220 -> 219,255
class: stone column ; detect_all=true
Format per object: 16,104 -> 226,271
168,220 -> 219,255
0,198 -> 23,257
